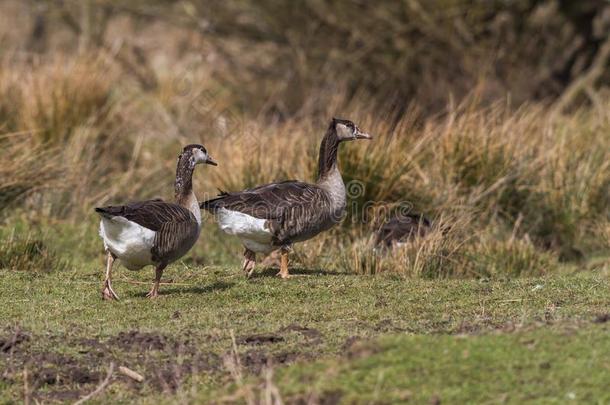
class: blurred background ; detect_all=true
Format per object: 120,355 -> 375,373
1,0 -> 609,277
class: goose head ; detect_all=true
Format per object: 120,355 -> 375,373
332,118 -> 372,141
180,144 -> 218,168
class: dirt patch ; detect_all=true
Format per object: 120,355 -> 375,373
1,328 -> 220,400
237,333 -> 285,345
238,349 -> 308,374
454,321 -> 485,335
109,330 -> 178,351
341,336 -> 361,352
142,352 -> 220,393
0,328 -> 29,353
373,319 -> 406,333
430,394 -> 442,405
36,389 -> 84,402
14,350 -> 102,389
279,324 -> 322,344
32,364 -> 100,387
593,313 -> 610,323
238,325 -> 322,347
342,337 -> 381,360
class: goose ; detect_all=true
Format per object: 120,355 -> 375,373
95,144 -> 217,300
201,118 -> 372,278
374,212 -> 431,249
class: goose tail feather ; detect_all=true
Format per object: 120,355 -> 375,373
94,206 -> 122,219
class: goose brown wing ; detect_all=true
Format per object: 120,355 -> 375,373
95,199 -> 195,232
201,181 -> 322,220
151,220 -> 199,262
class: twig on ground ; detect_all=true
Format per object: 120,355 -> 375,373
220,330 -> 256,405
118,366 -> 144,382
120,279 -> 182,286
23,367 -> 30,405
262,366 -> 284,405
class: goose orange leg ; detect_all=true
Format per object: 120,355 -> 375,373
277,247 -> 291,279
102,251 -> 119,300
146,263 -> 166,299
242,248 -> 256,278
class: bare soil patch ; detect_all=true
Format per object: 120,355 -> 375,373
0,328 -> 221,401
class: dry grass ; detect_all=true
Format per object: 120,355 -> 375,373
0,229 -> 69,273
0,45 -> 608,278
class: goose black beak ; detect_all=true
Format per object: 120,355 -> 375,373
355,129 -> 373,140
206,156 -> 218,166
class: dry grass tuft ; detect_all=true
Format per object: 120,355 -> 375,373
0,230 -> 69,273
0,54 -> 114,143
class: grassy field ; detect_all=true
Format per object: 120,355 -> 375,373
1,256 -> 609,403
1,2 -> 610,403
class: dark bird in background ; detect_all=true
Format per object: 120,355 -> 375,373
375,212 -> 432,248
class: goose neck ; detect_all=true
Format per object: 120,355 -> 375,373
316,128 -> 340,181
175,158 -> 202,225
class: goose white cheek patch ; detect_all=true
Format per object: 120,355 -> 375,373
192,148 -> 207,164
336,123 -> 353,139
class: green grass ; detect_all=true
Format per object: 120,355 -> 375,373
1,257 -> 609,403
272,326 -> 610,404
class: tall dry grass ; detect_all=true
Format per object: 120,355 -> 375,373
0,54 -> 176,218
0,51 -> 608,277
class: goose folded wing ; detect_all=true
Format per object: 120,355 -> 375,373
202,181 -> 324,220
98,199 -> 195,231
152,220 -> 199,261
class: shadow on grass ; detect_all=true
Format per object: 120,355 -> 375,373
131,280 -> 234,298
250,267 -> 348,278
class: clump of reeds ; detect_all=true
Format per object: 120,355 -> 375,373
0,54 -> 113,143
0,231 -> 69,273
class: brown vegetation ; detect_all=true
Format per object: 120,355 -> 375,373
0,0 -> 608,277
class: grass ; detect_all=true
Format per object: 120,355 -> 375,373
272,326 -> 610,404
0,231 -> 68,273
0,256 -> 609,403
1,3 -> 609,402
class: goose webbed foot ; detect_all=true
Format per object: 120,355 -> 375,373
242,248 -> 256,278
146,286 -> 159,299
276,270 -> 291,279
102,279 -> 119,300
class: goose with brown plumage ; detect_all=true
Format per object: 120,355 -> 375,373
201,118 -> 372,278
95,144 -> 217,300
